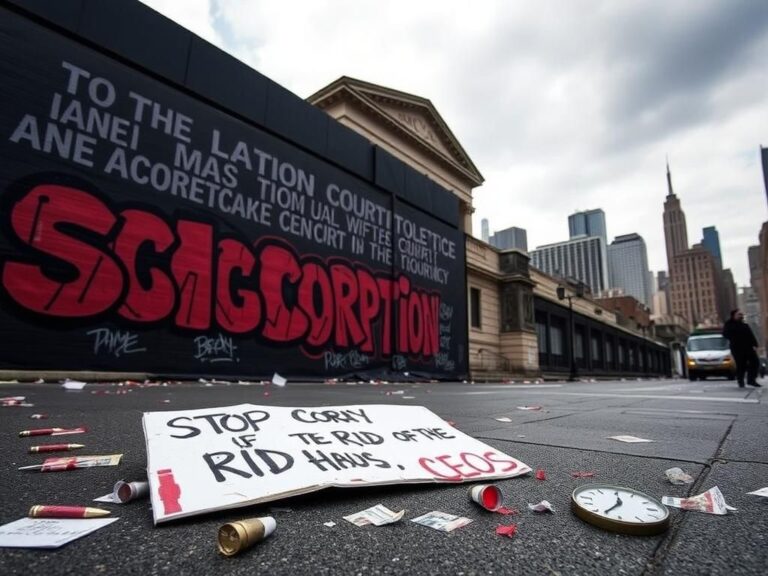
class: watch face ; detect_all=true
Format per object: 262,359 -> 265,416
571,484 -> 670,535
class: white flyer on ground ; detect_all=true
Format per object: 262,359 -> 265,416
0,517 -> 118,548
662,486 -> 735,515
411,511 -> 472,532
343,504 -> 404,526
143,403 -> 532,524
747,487 -> 768,497
608,435 -> 654,443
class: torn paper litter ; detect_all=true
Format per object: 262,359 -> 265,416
343,505 -> 404,526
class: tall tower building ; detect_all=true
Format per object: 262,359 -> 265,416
663,162 -> 689,273
701,226 -> 722,269
530,236 -> 609,294
608,233 -> 652,306
481,218 -> 490,243
489,226 -> 528,252
670,245 -> 723,327
568,209 -> 607,246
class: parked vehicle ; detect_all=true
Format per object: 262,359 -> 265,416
685,330 -> 736,381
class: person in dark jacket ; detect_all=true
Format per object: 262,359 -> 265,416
722,309 -> 761,387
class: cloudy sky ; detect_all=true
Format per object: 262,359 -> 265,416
141,0 -> 768,287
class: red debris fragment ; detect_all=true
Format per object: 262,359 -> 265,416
495,524 -> 518,538
496,507 -> 519,516
570,471 -> 596,478
535,469 -> 547,481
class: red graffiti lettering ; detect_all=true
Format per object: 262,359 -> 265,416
116,209 -> 175,322
3,184 -> 122,317
1,184 -> 442,359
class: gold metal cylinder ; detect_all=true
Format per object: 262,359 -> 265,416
217,517 -> 274,556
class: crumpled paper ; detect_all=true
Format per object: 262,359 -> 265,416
662,486 -> 736,515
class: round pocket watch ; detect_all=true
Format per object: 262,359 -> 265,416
571,484 -> 670,536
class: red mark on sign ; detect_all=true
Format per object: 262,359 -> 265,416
418,451 -> 518,481
157,468 -> 182,514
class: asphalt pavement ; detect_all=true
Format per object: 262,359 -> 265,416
0,377 -> 766,575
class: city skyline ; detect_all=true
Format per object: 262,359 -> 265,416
141,0 -> 768,286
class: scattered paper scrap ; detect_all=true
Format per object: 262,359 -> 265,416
535,469 -> 547,481
662,486 -> 735,515
665,467 -> 694,485
411,511 -> 472,532
746,487 -> 768,497
61,379 -> 87,391
516,406 -> 543,411
495,524 -> 518,538
496,507 -> 519,516
608,435 -> 654,443
1,396 -> 25,403
402,396 -> 416,400
271,373 -> 287,387
0,517 -> 118,548
323,521 -> 336,528
30,414 -> 49,419
93,492 -> 120,504
528,500 -> 555,513
570,471 -> 596,478
343,505 -> 404,526
494,417 -> 513,423
19,454 -> 122,472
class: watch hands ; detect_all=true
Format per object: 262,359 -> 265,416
603,492 -> 623,514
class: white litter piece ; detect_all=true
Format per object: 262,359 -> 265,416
61,379 -> 87,390
343,504 -> 404,526
528,500 -> 555,513
608,435 -> 654,443
93,492 -> 120,504
516,406 -> 543,411
0,517 -> 118,548
323,521 -> 336,528
665,467 -> 694,485
410,511 -> 472,532
746,487 -> 768,497
494,417 -> 513,423
272,373 -> 287,388
662,486 -> 735,515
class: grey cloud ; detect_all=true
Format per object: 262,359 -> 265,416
602,1 -> 768,141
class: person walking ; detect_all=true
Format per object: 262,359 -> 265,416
722,309 -> 761,388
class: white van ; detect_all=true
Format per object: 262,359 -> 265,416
685,331 -> 736,381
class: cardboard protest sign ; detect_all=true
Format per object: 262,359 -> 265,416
143,404 -> 531,524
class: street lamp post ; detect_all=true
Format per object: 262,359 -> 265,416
557,284 -> 583,382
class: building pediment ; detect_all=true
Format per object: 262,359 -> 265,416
307,77 -> 483,186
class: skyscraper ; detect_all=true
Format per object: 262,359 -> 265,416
608,233 -> 652,306
530,235 -> 609,294
669,245 -> 723,326
481,218 -> 490,243
489,226 -> 528,252
568,209 -> 607,246
663,162 -> 689,273
701,226 -> 722,269
663,163 -> 723,326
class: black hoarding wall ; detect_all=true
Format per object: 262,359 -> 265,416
0,1 -> 468,380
